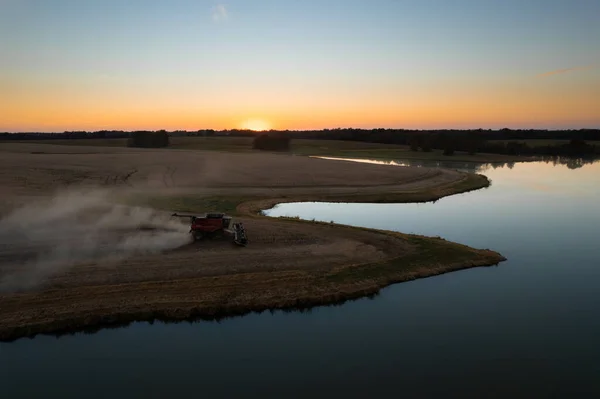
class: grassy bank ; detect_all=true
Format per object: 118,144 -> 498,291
130,171 -> 490,217
291,141 -> 532,162
239,172 -> 490,215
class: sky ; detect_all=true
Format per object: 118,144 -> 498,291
1,0 -> 600,132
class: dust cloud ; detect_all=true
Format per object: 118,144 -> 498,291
0,189 -> 192,293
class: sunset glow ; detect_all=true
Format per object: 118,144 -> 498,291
1,1 -> 599,132
240,119 -> 271,131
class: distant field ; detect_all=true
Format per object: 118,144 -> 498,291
5,136 -> 531,162
4,136 -> 404,151
5,137 -> 254,151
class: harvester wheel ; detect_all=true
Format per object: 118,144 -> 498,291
233,223 -> 248,246
193,231 -> 204,241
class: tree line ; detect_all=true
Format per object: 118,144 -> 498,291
252,133 -> 290,151
3,128 -> 599,141
1,128 -> 599,157
127,130 -> 169,148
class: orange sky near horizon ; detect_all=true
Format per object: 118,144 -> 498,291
2,1 -> 600,132
3,73 -> 599,132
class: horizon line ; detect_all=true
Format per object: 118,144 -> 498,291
2,127 -> 600,134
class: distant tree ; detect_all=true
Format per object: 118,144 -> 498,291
443,145 -> 455,156
252,133 -> 290,151
565,139 -> 593,157
127,131 -> 169,148
505,141 -> 527,155
420,136 -> 433,152
465,132 -> 480,155
408,135 -> 420,151
438,133 -> 455,156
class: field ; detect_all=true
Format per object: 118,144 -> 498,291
12,136 -> 533,162
0,142 -> 505,340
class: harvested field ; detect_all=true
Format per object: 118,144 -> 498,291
0,142 -> 505,341
0,142 -> 464,196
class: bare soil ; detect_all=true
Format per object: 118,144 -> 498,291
0,142 -> 465,201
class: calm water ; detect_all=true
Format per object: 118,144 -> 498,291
2,159 -> 599,398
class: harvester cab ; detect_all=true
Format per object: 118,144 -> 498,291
171,212 -> 248,246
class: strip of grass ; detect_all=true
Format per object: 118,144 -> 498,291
123,172 -> 488,218
295,147 -> 530,162
326,234 -> 501,284
238,172 -> 490,216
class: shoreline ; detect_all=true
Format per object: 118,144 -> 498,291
0,172 -> 505,342
238,172 -> 490,216
0,250 -> 505,343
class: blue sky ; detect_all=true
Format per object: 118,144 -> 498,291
2,0 -> 599,131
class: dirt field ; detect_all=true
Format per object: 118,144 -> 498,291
0,142 -> 466,198
0,142 -> 504,340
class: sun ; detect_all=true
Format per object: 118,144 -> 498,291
240,118 -> 271,131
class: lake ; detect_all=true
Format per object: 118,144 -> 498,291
1,158 -> 599,398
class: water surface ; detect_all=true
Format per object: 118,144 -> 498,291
2,159 -> 599,398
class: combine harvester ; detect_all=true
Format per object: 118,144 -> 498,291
172,213 -> 248,246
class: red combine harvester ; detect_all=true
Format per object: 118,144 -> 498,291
171,213 -> 248,246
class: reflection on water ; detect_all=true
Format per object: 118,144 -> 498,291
312,155 -> 598,173
541,155 -> 599,169
312,155 -> 496,173
2,160 -> 600,398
